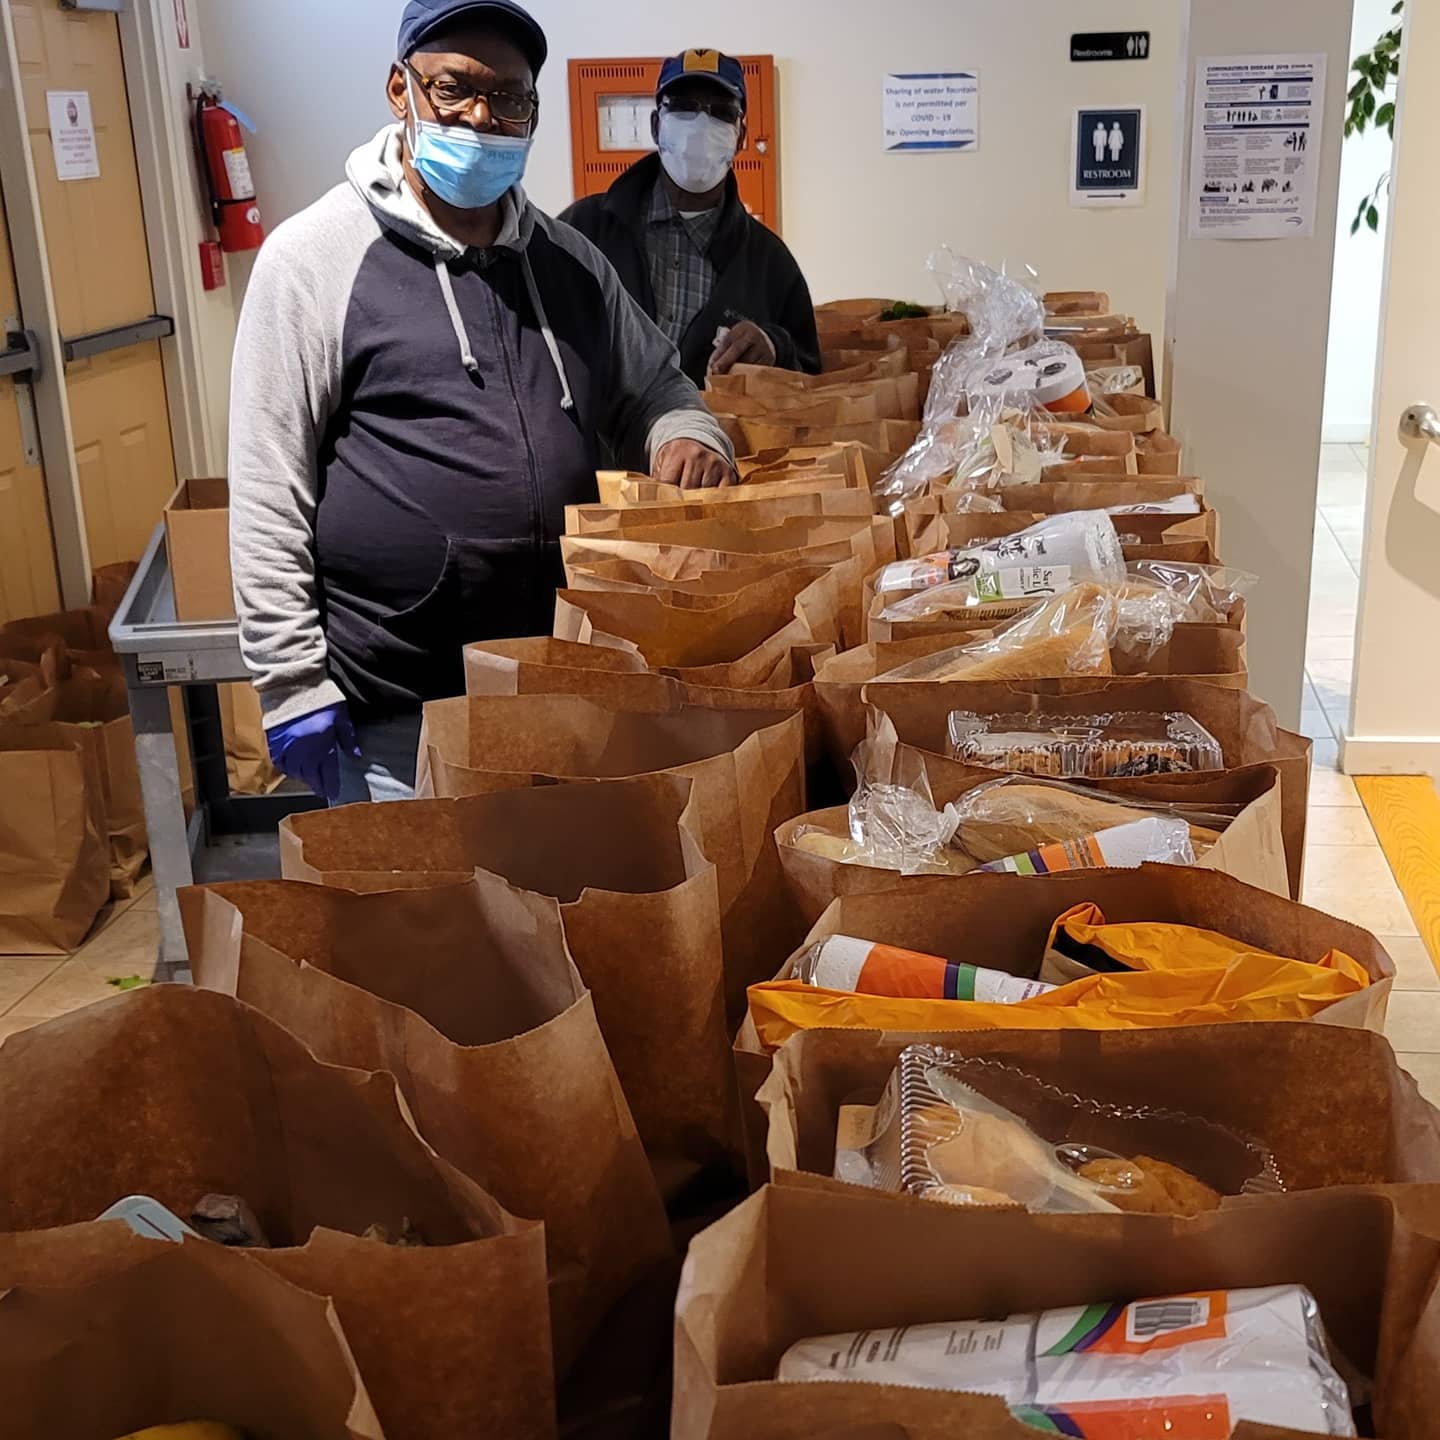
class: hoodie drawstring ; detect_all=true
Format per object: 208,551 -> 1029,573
434,250 -> 576,414
521,250 -> 576,413
434,257 -> 481,378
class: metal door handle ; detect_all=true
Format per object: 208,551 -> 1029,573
1401,404 -> 1440,444
61,314 -> 174,363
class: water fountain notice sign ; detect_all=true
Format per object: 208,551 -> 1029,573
883,73 -> 979,152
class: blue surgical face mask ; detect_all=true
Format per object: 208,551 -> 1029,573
405,73 -> 532,211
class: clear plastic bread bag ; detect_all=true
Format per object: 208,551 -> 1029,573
860,1043 -> 1283,1212
1126,560 -> 1257,624
945,773 -> 1235,866
843,712 -> 967,875
876,511 -> 1126,601
872,585 -> 1119,683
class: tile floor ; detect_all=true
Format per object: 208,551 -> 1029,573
1,443 -> 1437,1099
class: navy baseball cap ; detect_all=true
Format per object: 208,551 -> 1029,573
398,0 -> 548,74
657,49 -> 747,111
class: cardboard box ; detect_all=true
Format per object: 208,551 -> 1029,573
164,476 -> 234,621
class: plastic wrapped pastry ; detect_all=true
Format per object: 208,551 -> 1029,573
853,1043 -> 1276,1213
947,709 -> 1225,779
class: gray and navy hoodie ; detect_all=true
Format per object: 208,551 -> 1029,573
229,125 -> 734,726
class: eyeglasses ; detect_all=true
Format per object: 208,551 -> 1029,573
660,93 -> 743,126
406,62 -> 537,125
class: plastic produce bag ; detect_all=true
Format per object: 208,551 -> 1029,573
776,1286 -> 1356,1438
875,511 -> 1126,601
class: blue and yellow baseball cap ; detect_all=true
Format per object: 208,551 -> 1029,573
657,49 -> 747,111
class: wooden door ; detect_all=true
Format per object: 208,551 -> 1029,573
569,56 -> 782,231
12,0 -> 176,573
0,183 -> 59,625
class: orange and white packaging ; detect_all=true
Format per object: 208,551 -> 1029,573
777,1285 -> 1354,1437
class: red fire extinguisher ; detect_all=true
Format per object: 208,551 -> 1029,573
195,87 -> 264,253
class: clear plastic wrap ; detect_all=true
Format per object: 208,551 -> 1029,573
845,720 -> 964,876
1127,560 -> 1257,624
857,1044 -> 1281,1213
873,585 -> 1119,682
876,511 -> 1126,602
948,775 -> 1233,866
876,252 -> 1049,510
875,571 -> 1210,679
777,1284 -> 1354,1438
1108,494 -> 1204,516
947,709 -> 1225,779
1090,363 -> 1146,394
878,395 -> 1063,509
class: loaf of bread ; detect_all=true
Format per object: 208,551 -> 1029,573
953,782 -> 1222,865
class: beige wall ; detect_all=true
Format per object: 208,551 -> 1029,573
1346,0 -> 1440,774
194,0 -> 1181,337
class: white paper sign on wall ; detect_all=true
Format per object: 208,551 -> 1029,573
883,72 -> 979,152
1188,53 -> 1326,240
47,91 -> 100,183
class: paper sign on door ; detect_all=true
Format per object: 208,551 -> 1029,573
47,91 -> 100,182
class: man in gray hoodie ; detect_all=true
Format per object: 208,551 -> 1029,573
229,0 -> 735,804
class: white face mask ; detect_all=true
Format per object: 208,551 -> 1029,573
657,111 -> 738,195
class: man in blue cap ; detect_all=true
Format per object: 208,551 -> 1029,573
563,49 -> 820,386
227,1 -> 736,805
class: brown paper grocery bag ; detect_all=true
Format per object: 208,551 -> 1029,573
0,983 -> 555,1440
0,1227 -> 386,1440
220,679 -> 283,795
864,678 -> 1311,897
462,637 -> 830,773
416,694 -> 807,1023
760,1023 -> 1440,1197
181,872 -> 668,1374
600,470 -> 855,508
554,568 -> 850,687
740,417 -> 921,460
563,513 -> 895,582
671,1182 -> 1440,1440
1,666 -> 149,899
775,761 -> 1289,924
566,488 -> 876,537
0,721 -> 110,953
739,441 -> 890,488
278,773 -> 740,1199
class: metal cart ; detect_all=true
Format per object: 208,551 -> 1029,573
108,524 -> 323,970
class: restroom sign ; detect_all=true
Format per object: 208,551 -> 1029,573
1071,106 -> 1145,207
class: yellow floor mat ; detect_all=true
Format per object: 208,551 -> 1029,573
1356,775 -> 1440,976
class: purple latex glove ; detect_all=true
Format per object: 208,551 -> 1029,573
266,702 -> 360,803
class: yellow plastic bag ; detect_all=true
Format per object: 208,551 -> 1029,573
747,901 -> 1371,1052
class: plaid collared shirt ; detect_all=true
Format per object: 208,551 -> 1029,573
645,182 -> 721,347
